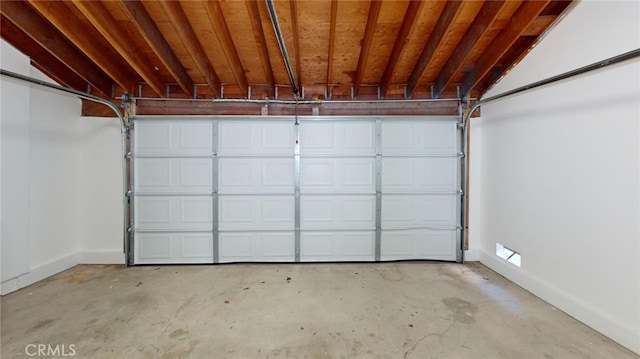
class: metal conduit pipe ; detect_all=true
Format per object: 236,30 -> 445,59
459,47 -> 640,262
1,69 -> 126,128
132,96 -> 464,105
265,0 -> 299,98
0,68 -> 131,265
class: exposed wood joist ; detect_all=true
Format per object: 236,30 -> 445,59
70,0 -> 166,97
25,0 -> 136,94
326,0 -> 338,99
1,1 -> 114,96
462,0 -> 552,97
205,1 -> 249,98
353,0 -> 382,98
433,1 -> 508,99
406,1 -> 464,99
245,0 -> 275,97
158,0 -> 222,98
0,0 -> 573,106
380,0 -> 425,98
117,0 -> 194,97
289,0 -> 303,94
1,15 -> 93,94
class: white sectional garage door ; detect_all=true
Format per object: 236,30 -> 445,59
131,116 -> 461,264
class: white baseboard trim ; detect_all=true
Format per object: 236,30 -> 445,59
1,252 -> 79,295
479,249 -> 640,355
1,250 -> 126,295
78,250 -> 125,264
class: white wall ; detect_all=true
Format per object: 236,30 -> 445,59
1,41 -> 124,295
79,117 -> 124,263
475,0 -> 640,354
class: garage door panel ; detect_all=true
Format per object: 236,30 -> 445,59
135,120 -> 212,156
219,122 -> 294,156
300,231 -> 375,261
382,121 -> 457,155
300,195 -> 375,230
219,158 -> 294,194
301,158 -> 375,193
135,196 -> 212,231
382,158 -> 457,193
381,230 -> 456,261
382,195 -> 457,229
132,116 -> 461,264
219,196 -> 294,230
136,158 -> 212,193
135,232 -> 213,264
219,232 -> 294,262
301,122 -> 375,155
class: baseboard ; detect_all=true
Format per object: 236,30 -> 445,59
1,250 -> 126,295
78,250 -> 125,264
479,249 -> 640,355
1,252 -> 79,295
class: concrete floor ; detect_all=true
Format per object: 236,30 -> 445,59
1,262 -> 637,359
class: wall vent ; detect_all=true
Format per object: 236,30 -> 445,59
496,242 -> 521,267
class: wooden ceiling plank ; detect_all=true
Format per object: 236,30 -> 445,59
433,1 -> 508,99
289,0 -> 303,94
462,0 -> 551,96
326,0 -> 338,99
0,1 -> 113,96
245,0 -> 275,97
353,0 -> 382,98
26,0 -> 136,94
70,0 -> 165,97
158,1 -> 221,98
205,1 -> 249,98
380,0 -> 425,98
117,0 -> 193,97
1,16 -> 95,94
406,1 -> 464,99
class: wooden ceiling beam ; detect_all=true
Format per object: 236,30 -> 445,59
205,1 -> 249,98
245,0 -> 275,97
70,0 -> 165,97
26,0 -> 136,94
353,0 -> 382,98
0,1 -> 113,96
380,0 -> 425,98
158,1 -> 221,98
117,0 -> 194,97
1,16 -> 93,94
462,0 -> 551,96
326,0 -> 338,99
289,0 -> 302,94
406,1 -> 464,99
433,1 -> 508,99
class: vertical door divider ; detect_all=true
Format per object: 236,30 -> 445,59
212,120 -> 219,263
294,121 -> 301,262
375,119 -> 382,261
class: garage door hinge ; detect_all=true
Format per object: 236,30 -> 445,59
458,151 -> 465,158
458,189 -> 464,195
126,190 -> 134,196
127,227 -> 133,233
457,122 -> 464,130
125,152 -> 133,159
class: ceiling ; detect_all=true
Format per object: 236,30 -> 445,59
1,0 -> 574,115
